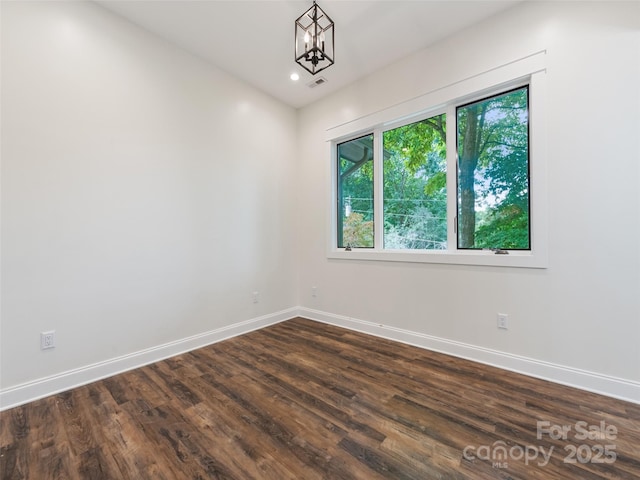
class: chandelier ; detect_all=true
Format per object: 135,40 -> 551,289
294,1 -> 335,75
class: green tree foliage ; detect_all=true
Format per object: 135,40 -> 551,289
342,212 -> 374,247
457,87 -> 529,249
382,115 -> 447,249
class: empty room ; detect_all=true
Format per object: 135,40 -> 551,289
1,1 -> 639,479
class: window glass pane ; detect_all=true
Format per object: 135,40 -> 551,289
337,134 -> 374,248
382,115 -> 447,249
457,86 -> 530,250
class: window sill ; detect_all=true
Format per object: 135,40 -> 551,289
327,249 -> 547,269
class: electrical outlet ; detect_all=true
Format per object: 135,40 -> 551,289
497,313 -> 508,330
41,331 -> 55,349
252,291 -> 260,304
311,286 -> 317,297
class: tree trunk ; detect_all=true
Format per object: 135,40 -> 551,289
458,105 -> 483,248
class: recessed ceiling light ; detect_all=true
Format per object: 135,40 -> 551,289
290,73 -> 300,81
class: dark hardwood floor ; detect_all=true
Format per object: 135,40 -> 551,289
1,317 -> 639,479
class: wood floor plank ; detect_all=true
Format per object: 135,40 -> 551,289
187,401 -> 305,480
189,368 -> 383,480
1,317 -> 639,480
1,406 -> 31,480
83,382 -> 173,480
187,366 -> 321,480
28,397 -> 77,480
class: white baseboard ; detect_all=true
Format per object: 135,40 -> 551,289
298,307 -> 640,405
3,306 -> 638,411
0,308 -> 298,411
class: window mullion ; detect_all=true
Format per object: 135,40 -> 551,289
445,104 -> 458,251
373,128 -> 384,250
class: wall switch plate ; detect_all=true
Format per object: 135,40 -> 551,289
497,313 -> 508,330
252,291 -> 259,304
41,331 -> 56,349
311,286 -> 317,297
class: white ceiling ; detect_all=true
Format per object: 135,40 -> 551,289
96,1 -> 522,109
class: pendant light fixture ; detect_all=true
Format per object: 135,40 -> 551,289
295,1 -> 334,75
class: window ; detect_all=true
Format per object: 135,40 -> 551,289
383,114 -> 447,250
328,53 -> 547,268
456,87 -> 530,250
337,135 -> 374,248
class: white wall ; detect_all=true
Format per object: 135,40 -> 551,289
1,1 -> 298,394
297,2 -> 640,398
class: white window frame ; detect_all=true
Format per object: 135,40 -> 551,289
327,51 -> 548,268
